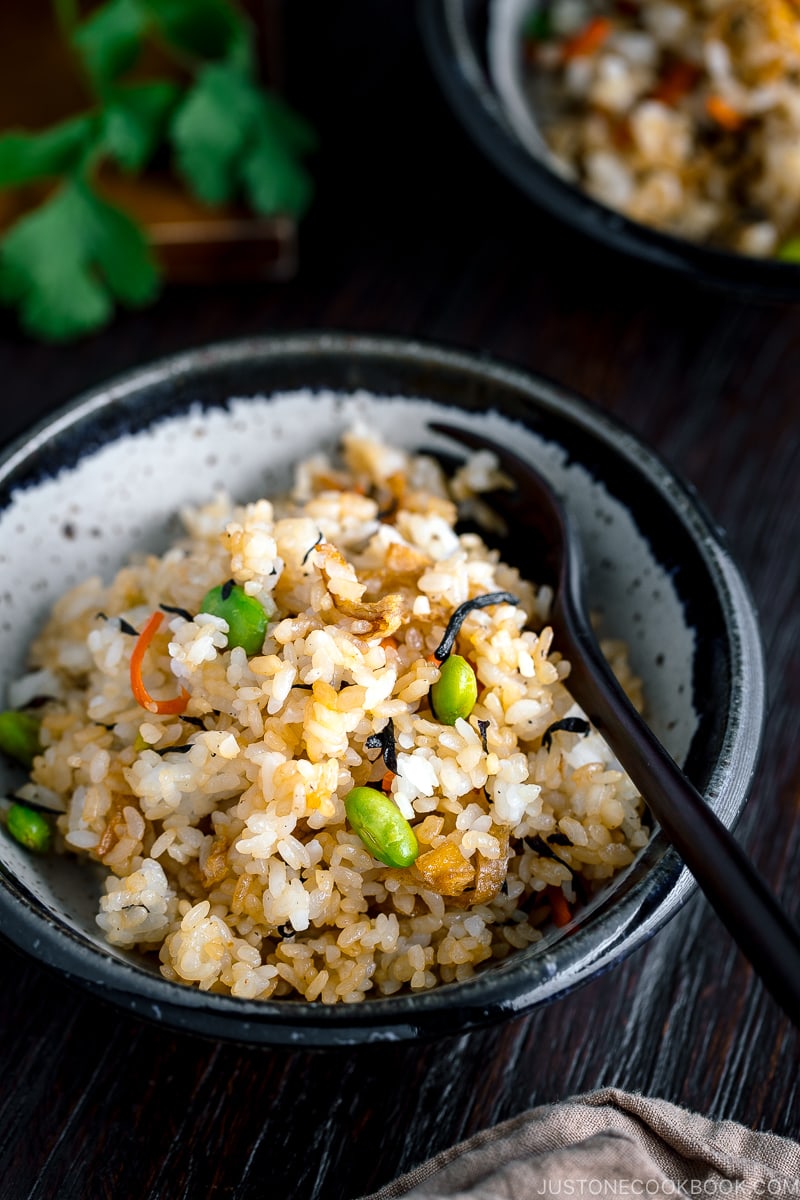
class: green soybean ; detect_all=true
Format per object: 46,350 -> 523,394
344,786 -> 419,868
199,581 -> 268,656
0,710 -> 41,768
777,237 -> 800,262
431,655 -> 478,725
7,803 -> 52,853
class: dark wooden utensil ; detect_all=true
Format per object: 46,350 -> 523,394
431,421 -> 800,1022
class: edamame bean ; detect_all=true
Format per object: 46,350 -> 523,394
7,803 -> 51,853
0,710 -> 41,768
199,581 -> 268,656
777,237 -> 800,262
344,786 -> 419,868
430,655 -> 478,725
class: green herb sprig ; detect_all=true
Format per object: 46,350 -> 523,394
0,0 -> 316,341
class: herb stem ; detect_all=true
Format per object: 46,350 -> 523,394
52,0 -> 79,37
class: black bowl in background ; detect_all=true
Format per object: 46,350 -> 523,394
419,0 -> 800,303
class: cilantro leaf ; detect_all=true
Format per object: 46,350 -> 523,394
242,95 -> 316,216
0,115 -> 95,186
80,187 -> 159,306
170,65 -> 315,216
259,93 -> 318,158
52,0 -> 80,38
0,181 -> 158,341
0,0 -> 316,341
147,0 -> 254,74
101,81 -> 181,171
241,127 -> 313,218
0,186 -> 112,340
72,0 -> 148,91
170,64 -> 258,205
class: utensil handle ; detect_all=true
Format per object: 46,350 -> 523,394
560,611 -> 800,1021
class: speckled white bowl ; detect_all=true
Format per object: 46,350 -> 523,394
0,334 -> 765,1045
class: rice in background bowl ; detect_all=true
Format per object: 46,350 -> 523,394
491,0 -> 800,258
0,335 -> 762,1044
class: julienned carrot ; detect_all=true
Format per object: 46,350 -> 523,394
381,769 -> 396,793
561,16 -> 612,61
130,611 -> 190,715
706,94 -> 744,131
547,885 -> 573,928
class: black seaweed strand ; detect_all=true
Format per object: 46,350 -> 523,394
524,835 -> 573,873
20,695 -> 55,710
365,719 -> 397,775
7,795 -> 62,815
160,603 -> 194,622
433,591 -> 520,661
291,681 -> 350,693
383,722 -> 398,774
154,744 -> 194,756
572,874 -> 590,906
302,532 -> 324,565
96,612 -> 138,637
541,717 -> 591,752
524,835 -> 562,863
477,719 -> 490,753
220,579 -> 235,602
180,716 -> 206,729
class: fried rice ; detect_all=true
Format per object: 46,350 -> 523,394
6,430 -> 648,1004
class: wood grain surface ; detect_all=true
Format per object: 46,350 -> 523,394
0,4 -> 797,1197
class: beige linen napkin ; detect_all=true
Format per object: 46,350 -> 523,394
366,1088 -> 800,1199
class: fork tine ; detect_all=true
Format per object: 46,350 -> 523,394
428,421 -> 568,529
428,420 -> 577,596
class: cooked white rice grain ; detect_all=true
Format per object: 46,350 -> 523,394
10,431 -> 648,1003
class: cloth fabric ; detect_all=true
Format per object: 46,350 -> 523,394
366,1088 -> 800,1200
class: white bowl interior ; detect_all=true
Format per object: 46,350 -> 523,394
0,390 -> 697,966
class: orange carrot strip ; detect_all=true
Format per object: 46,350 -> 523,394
381,770 -> 396,793
547,885 -> 573,928
562,16 -> 612,61
426,653 -> 442,666
706,94 -> 744,131
652,60 -> 700,106
130,611 -> 190,715
381,636 -> 399,651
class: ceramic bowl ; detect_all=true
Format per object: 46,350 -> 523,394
419,0 -> 800,301
0,333 -> 764,1045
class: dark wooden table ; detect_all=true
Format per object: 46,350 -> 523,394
0,4 -> 797,1197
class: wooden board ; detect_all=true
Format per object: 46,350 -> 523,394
0,0 -> 297,282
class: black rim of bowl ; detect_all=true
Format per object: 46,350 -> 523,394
0,332 -> 766,1046
418,0 -> 800,302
